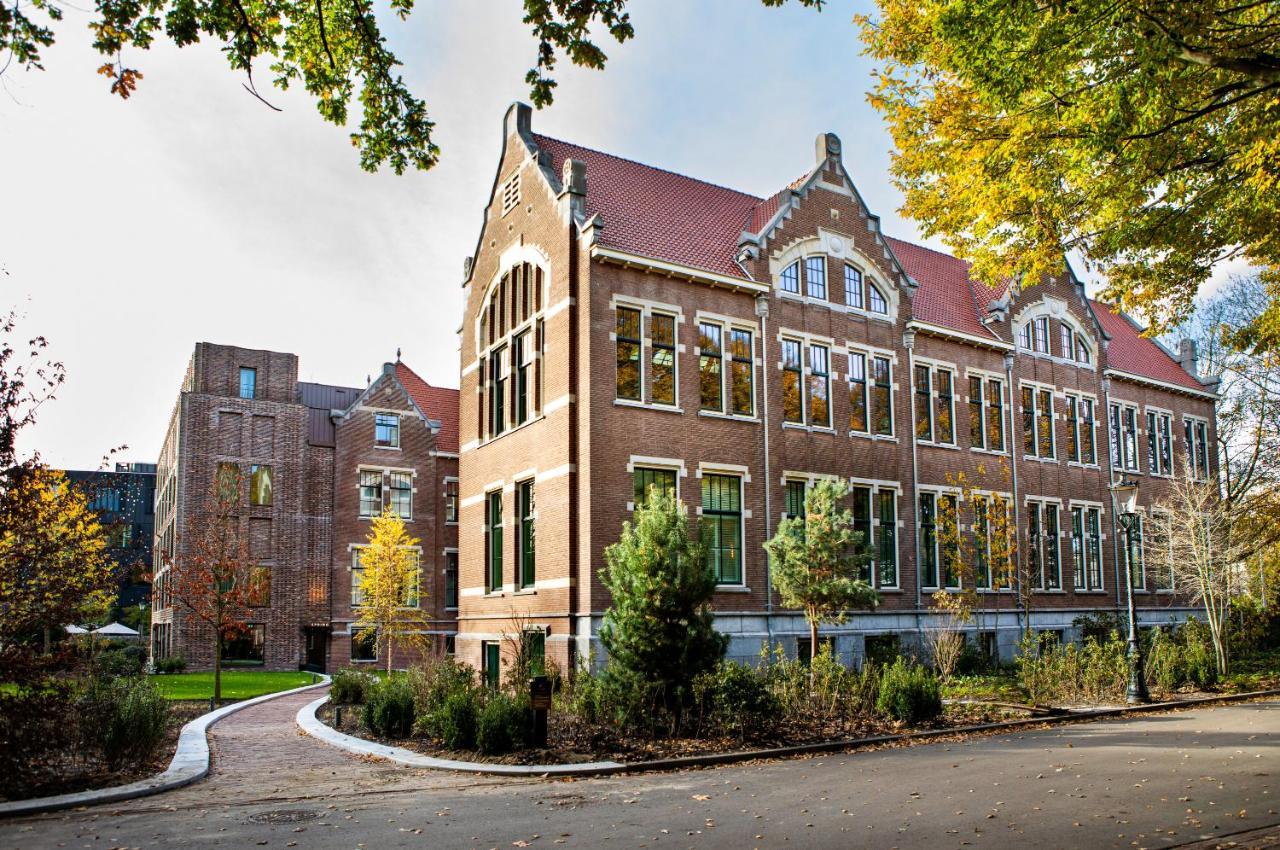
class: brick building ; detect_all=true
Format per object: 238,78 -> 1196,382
454,103 -> 1219,677
150,343 -> 458,671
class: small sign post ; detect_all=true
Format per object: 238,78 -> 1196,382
529,675 -> 551,748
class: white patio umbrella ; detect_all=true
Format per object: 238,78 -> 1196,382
92,621 -> 139,637
64,624 -> 89,634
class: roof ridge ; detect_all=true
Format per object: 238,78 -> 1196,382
395,360 -> 459,393
532,133 -> 763,203
884,235 -> 970,266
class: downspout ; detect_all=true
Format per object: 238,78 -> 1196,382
1004,353 -> 1022,637
905,329 -> 922,644
756,294 -> 774,651
1102,376 -> 1124,622
566,220 -> 582,668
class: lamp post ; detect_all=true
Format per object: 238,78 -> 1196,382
1110,479 -> 1151,704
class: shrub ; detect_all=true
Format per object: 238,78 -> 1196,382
693,661 -> 777,740
876,658 -> 942,724
433,689 -> 480,750
0,682 -> 80,798
409,657 -> 476,717
153,655 -> 187,674
81,676 -> 171,768
361,677 -> 415,738
95,645 -> 146,678
331,668 -> 378,705
1016,633 -> 1127,705
1148,619 -> 1219,692
476,693 -> 531,755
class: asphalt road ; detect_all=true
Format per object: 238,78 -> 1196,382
2,699 -> 1277,850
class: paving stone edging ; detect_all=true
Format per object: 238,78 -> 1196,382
298,686 -> 1280,778
0,675 -> 331,818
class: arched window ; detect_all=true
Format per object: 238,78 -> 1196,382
478,261 -> 546,440
868,283 -> 889,315
1074,334 -> 1092,364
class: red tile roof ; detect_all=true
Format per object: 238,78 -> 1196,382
395,362 -> 460,453
528,132 -> 1205,392
1090,301 -> 1206,392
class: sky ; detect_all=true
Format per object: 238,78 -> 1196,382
0,0 -> 1247,469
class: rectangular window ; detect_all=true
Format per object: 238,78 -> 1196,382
1044,504 -> 1061,589
1022,386 -> 1036,455
1149,511 -> 1173,591
388,471 -> 412,519
974,498 -> 991,590
1026,502 -> 1041,590
216,462 -> 241,503
523,629 -> 546,677
616,308 -> 641,402
939,494 -> 960,588
650,313 -> 676,406
1059,322 -> 1074,360
915,364 -> 934,441
486,491 -> 503,593
222,624 -> 265,663
445,551 -> 459,609
1066,396 -> 1080,462
849,353 -> 868,433
808,344 -> 830,427
1028,501 -> 1061,589
851,486 -> 873,583
248,565 -> 271,607
986,378 -> 1004,451
1086,508 -> 1103,590
1188,419 -> 1210,479
1157,413 -> 1173,475
239,367 -> 257,400
843,264 -> 864,309
514,331 -> 531,425
1122,406 -> 1139,471
1037,389 -> 1055,459
633,467 -> 677,506
782,339 -> 803,423
351,549 -> 366,606
489,348 -> 507,436
375,412 -> 400,448
729,328 -> 754,416
872,356 -> 893,436
1146,411 -> 1159,474
1123,514 -> 1145,589
1080,398 -> 1096,464
969,375 -> 984,449
359,470 -> 382,517
250,464 -> 273,506
403,552 -> 421,608
1033,317 -> 1050,354
518,480 -> 535,589
699,322 -> 723,412
805,256 -> 827,300
702,474 -> 742,585
919,493 -> 938,589
483,641 -> 501,689
877,490 -> 897,588
784,479 -> 807,520
780,261 -> 800,294
350,627 -> 377,662
935,369 -> 955,444
445,478 -> 458,523
1071,506 -> 1086,590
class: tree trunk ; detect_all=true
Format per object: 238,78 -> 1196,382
42,625 -> 51,655
386,625 -> 394,677
809,616 -> 819,665
214,628 -> 223,705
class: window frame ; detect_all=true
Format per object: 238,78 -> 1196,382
388,470 -> 413,520
805,256 -> 828,300
632,465 -> 678,509
249,464 -> 273,507
848,351 -> 868,434
807,343 -> 831,429
701,472 -> 744,586
517,479 -> 535,590
843,263 -> 864,310
374,412 -> 401,448
485,490 -> 504,594
615,307 -> 643,403
443,548 -> 459,610
239,367 -> 257,400
914,361 -> 957,446
444,477 -> 459,524
359,469 -> 383,518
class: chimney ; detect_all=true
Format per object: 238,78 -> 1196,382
1178,339 -> 1199,377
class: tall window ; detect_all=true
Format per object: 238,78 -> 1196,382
485,491 -> 503,593
872,356 -> 893,436
650,313 -> 676,406
973,498 -> 991,590
939,495 -> 960,588
239,367 -> 257,400
1110,402 -> 1139,471
805,256 -> 827,300
1184,418 -> 1209,479
784,480 -> 807,520
702,474 -> 742,585
248,564 -> 271,607
1070,506 -> 1104,591
389,472 -> 412,519
351,627 -> 377,662
968,376 -> 984,449
1153,412 -> 1173,475
403,552 -> 421,608
808,344 -> 830,427
699,322 -> 723,412
780,261 -> 800,294
849,352 -> 868,433
986,377 -> 1005,451
633,467 -> 677,506
445,551 -> 459,609
351,549 -> 367,606
782,339 -> 803,423
914,363 -> 954,444
1146,411 -> 1159,474
851,486 -> 873,583
1019,317 -> 1050,353
518,480 -> 535,589
1070,506 -> 1085,590
375,413 -> 400,448
1059,323 -> 1074,360
216,462 -> 241,503
444,478 -> 458,523
250,464 -> 273,506
1026,502 -> 1041,591
1022,386 -> 1055,458
868,283 -> 889,315
877,490 -> 897,587
728,329 -> 754,416
489,348 -> 507,436
359,470 -> 382,517
919,493 -> 938,589
616,308 -> 642,402
514,330 -> 532,425
1123,514 -> 1145,589
1028,500 -> 1061,589
1066,395 -> 1081,462
1079,398 -> 1097,464
843,264 -> 864,309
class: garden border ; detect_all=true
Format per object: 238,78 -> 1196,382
298,686 -> 1280,777
0,674 -> 330,818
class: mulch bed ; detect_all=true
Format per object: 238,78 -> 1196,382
0,701 -> 206,803
317,701 -> 1024,766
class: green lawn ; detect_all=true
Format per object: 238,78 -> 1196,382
150,670 -> 318,701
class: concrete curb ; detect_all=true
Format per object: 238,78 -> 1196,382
298,686 -> 1280,778
0,674 -> 331,818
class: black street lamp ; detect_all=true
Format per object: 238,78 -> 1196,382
1111,479 -> 1151,705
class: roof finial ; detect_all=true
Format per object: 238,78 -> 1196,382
366,374 -> 371,386
396,347 -> 401,363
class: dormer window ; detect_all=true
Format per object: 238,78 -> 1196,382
375,413 -> 400,448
